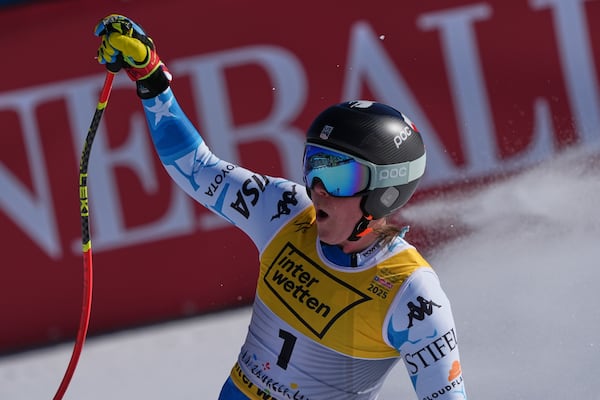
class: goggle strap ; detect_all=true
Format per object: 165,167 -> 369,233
370,153 -> 426,189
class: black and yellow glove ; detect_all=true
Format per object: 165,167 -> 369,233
94,14 -> 171,98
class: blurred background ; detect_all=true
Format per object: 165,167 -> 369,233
1,0 -> 599,398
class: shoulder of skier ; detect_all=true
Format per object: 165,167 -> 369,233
385,267 -> 467,399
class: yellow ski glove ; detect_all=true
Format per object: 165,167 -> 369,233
95,14 -> 171,98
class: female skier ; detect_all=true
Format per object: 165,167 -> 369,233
95,15 -> 467,400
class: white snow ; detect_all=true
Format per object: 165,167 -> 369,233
1,145 -> 599,399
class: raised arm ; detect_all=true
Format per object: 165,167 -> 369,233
94,14 -> 312,251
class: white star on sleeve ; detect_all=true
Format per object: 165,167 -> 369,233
145,96 -> 175,126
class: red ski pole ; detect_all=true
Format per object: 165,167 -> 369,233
53,71 -> 115,400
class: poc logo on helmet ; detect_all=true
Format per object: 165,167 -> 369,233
379,166 -> 408,180
393,126 -> 413,148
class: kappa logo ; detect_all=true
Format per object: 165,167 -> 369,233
407,296 -> 441,328
271,184 -> 298,220
293,218 -> 312,233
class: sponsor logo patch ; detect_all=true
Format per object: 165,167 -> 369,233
264,243 -> 371,338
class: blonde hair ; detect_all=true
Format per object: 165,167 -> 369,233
373,221 -> 409,246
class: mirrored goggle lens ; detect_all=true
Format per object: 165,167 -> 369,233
303,145 -> 370,196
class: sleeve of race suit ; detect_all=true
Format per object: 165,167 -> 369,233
385,268 -> 467,399
139,88 -> 312,251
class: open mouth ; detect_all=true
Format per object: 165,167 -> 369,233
316,209 -> 329,221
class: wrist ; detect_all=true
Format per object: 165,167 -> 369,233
125,48 -> 160,80
136,65 -> 172,99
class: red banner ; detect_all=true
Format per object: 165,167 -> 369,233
1,0 -> 599,352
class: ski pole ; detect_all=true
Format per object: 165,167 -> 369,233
53,71 -> 115,400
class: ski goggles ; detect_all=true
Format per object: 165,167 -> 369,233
303,143 -> 426,197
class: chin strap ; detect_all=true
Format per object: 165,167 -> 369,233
347,214 -> 374,241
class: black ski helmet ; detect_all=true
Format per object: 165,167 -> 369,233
304,100 -> 426,220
